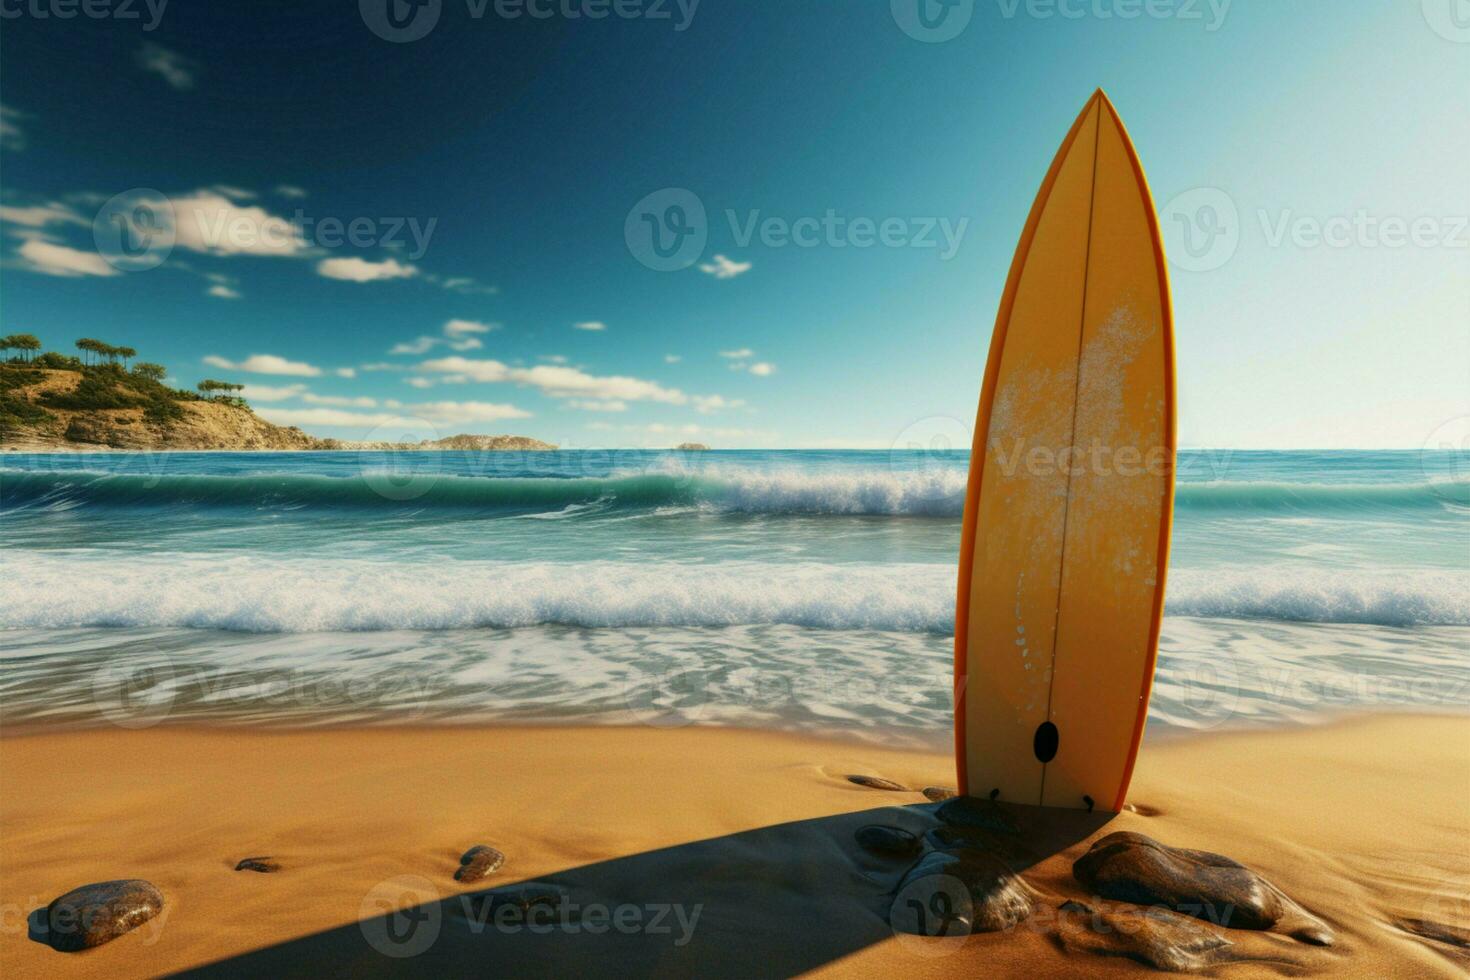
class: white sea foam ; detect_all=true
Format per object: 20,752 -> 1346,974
3,553 -> 1465,632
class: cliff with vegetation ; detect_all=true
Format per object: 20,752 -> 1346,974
0,336 -> 555,452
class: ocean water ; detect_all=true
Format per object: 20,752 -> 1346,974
2,449 -> 1466,744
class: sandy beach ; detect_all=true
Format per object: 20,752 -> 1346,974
1,714 -> 1465,977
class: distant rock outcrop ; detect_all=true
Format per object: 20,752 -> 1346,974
675,442 -> 710,451
338,434 -> 557,452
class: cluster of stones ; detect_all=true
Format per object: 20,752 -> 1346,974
845,782 -> 1335,973
39,843 -> 510,953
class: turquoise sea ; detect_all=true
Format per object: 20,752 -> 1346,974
2,449 -> 1466,743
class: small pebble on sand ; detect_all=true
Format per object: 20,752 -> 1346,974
455,844 -> 507,883
854,824 -> 921,857
846,775 -> 907,791
44,879 -> 164,952
234,857 -> 280,873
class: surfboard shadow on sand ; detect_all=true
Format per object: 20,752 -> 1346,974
174,802 -> 1112,978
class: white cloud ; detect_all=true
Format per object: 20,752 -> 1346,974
302,393 -> 378,408
262,400 -> 533,429
698,254 -> 752,279
748,362 -> 776,377
419,357 -> 688,405
257,407 -> 396,428
664,354 -> 682,364
238,383 -> 308,402
573,321 -> 607,332
169,190 -> 309,258
317,256 -> 418,282
210,184 -> 255,201
391,319 -> 496,355
542,354 -> 569,364
15,239 -> 118,278
0,201 -> 87,228
444,319 -> 496,337
414,401 -> 532,424
404,377 -> 436,389
335,367 -> 357,378
568,399 -> 628,412
0,103 -> 26,151
202,353 -> 322,377
276,185 -> 308,199
431,274 -> 498,295
692,394 -> 747,414
136,44 -> 198,90
207,284 -> 242,299
390,336 -> 439,356
719,348 -> 754,359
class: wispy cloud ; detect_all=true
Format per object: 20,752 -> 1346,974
419,357 -> 689,405
568,399 -> 627,412
0,103 -> 26,151
718,348 -> 776,377
317,256 -> 418,282
302,392 -> 379,408
136,44 -> 198,91
275,185 -> 308,199
573,321 -> 607,332
14,239 -> 118,278
0,201 -> 87,228
698,254 -> 752,279
203,353 -> 322,377
664,354 -> 682,364
258,400 -> 530,429
444,319 -> 495,338
692,394 -> 747,414
390,319 -> 496,355
335,367 -> 357,378
238,383 -> 308,402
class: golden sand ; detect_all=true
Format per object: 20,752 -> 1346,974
1,715 -> 1466,977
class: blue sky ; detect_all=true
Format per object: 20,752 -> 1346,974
1,0 -> 1465,448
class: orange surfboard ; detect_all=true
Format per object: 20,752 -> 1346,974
955,90 -> 1176,813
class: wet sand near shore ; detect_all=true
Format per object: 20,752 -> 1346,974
1,715 -> 1466,977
